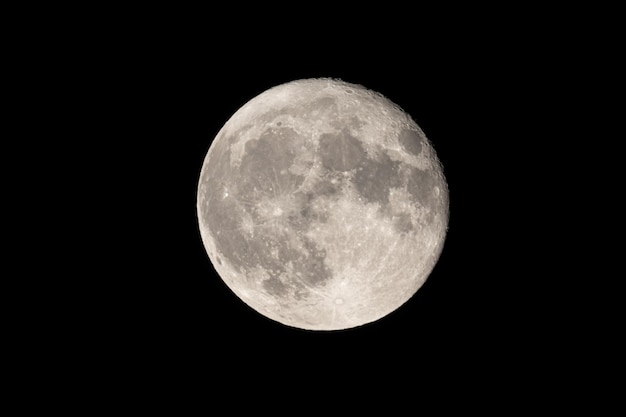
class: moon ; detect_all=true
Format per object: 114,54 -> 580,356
197,78 -> 449,330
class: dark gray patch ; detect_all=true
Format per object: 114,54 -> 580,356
291,237 -> 332,287
256,235 -> 332,296
239,127 -> 302,195
297,179 -> 339,224
294,204 -> 329,227
311,179 -> 339,197
226,236 -> 293,288
406,167 -> 443,225
214,204 -> 286,274
287,189 -> 330,231
319,131 -> 366,172
393,213 -> 414,233
353,152 -> 403,205
262,276 -> 288,296
309,96 -> 336,113
293,287 -> 310,301
407,167 -> 436,207
398,129 -> 423,156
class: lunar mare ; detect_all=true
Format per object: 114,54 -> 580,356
197,78 -> 449,330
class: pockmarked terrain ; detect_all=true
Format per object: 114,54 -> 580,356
198,78 -> 448,330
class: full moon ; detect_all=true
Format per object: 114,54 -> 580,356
197,78 -> 449,330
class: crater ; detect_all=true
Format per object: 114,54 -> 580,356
398,128 -> 423,156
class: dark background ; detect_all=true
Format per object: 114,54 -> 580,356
36,7 -> 598,407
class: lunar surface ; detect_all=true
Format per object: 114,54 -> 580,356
197,78 -> 449,330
